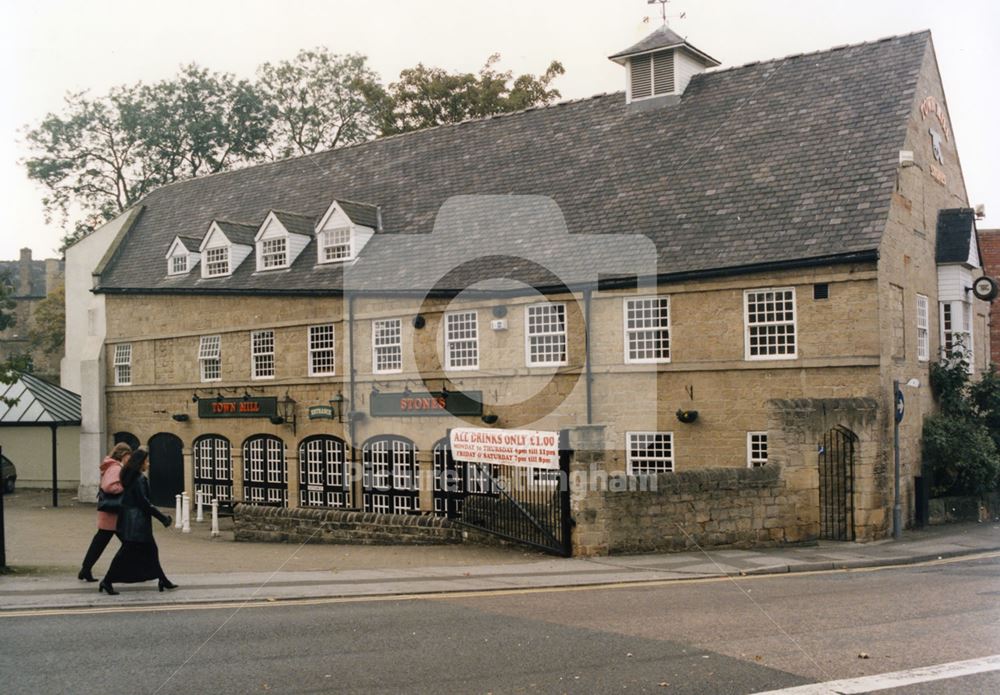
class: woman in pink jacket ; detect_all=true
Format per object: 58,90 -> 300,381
77,443 -> 131,582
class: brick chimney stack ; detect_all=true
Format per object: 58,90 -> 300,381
18,247 -> 32,296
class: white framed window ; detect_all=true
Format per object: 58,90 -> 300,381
624,296 -> 670,364
916,294 -> 929,362
251,330 -> 275,379
525,303 -> 567,367
113,343 -> 132,386
941,300 -> 973,368
372,318 -> 402,374
747,432 -> 768,468
321,227 -> 352,263
626,432 -> 673,475
259,237 -> 287,269
445,311 -> 479,370
204,247 -> 230,277
745,288 -> 797,360
170,255 -> 188,274
309,324 -> 336,376
199,335 -> 221,382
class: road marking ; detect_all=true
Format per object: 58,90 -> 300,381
753,654 -> 1000,694
1,550 -> 998,619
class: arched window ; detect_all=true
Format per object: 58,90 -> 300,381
298,435 -> 350,509
362,435 -> 418,514
193,434 -> 232,502
243,435 -> 288,506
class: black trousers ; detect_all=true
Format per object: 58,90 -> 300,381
81,529 -> 116,572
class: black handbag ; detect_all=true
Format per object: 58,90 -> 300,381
96,488 -> 123,513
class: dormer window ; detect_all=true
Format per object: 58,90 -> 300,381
205,247 -> 230,277
260,237 -> 287,269
165,236 -> 201,276
171,255 -> 188,274
321,227 -> 353,262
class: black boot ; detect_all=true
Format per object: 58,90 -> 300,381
158,579 -> 178,591
98,579 -> 119,595
78,568 -> 97,582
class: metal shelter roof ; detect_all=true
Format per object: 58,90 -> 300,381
0,372 -> 82,426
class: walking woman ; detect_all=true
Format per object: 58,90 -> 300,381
78,443 -> 131,582
99,447 -> 176,595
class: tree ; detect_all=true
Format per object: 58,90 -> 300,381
257,49 -> 386,158
26,283 -> 65,359
0,274 -> 22,404
382,54 -> 564,135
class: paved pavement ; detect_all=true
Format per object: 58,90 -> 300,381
2,489 -> 999,611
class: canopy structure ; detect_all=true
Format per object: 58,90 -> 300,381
0,371 -> 81,506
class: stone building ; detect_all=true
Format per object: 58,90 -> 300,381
0,247 -> 64,383
75,28 -> 990,554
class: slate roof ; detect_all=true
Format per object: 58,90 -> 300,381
608,25 -> 720,66
96,31 -> 931,295
337,200 -> 380,229
936,208 -> 979,265
272,211 -> 318,237
0,372 -> 81,426
212,221 -> 257,247
176,235 -> 202,250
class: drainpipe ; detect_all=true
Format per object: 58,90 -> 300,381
584,288 -> 593,425
348,294 -> 358,498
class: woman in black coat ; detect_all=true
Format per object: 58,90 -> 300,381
99,447 -> 177,595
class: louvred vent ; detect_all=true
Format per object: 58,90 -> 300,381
630,55 -> 652,99
653,51 -> 675,94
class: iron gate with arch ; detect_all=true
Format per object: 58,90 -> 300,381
362,436 -> 419,514
243,435 -> 288,506
818,426 -> 856,541
193,434 -> 233,502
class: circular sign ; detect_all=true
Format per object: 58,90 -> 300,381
895,389 -> 905,424
972,276 -> 999,301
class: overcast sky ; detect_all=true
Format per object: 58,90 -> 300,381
1,0 -> 997,260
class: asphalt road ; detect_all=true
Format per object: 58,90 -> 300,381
1,556 -> 998,694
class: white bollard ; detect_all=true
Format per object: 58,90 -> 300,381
182,492 -> 191,533
196,491 -> 204,523
174,494 -> 182,528
211,499 -> 220,537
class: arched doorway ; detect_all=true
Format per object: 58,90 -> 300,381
243,435 -> 288,506
193,434 -> 232,502
432,438 -> 463,519
362,435 -> 419,514
147,433 -> 184,507
299,435 -> 350,508
818,426 -> 857,541
113,431 -> 140,452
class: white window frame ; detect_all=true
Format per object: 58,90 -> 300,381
444,310 -> 479,371
199,335 -> 222,382
204,246 -> 230,277
747,432 -> 768,468
744,287 -> 798,361
258,236 -> 288,270
320,226 -> 353,264
169,254 -> 188,275
916,294 -> 929,362
623,296 -> 670,364
626,431 -> 674,475
113,343 -> 132,386
372,318 -> 403,374
251,330 -> 275,380
940,300 -> 973,369
308,324 -> 336,376
525,303 -> 568,367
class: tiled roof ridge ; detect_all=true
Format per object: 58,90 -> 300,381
269,209 -> 316,219
705,29 -> 930,77
213,219 -> 258,228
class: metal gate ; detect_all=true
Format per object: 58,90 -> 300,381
819,426 -> 856,541
450,430 -> 573,557
362,436 -> 420,514
243,435 -> 289,506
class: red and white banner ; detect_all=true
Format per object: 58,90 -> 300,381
449,428 -> 560,469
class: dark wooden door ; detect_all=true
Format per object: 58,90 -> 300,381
148,433 -> 184,507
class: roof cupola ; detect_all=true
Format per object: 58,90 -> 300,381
609,25 -> 720,104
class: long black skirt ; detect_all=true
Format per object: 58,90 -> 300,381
104,539 -> 167,584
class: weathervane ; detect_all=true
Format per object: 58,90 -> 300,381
646,0 -> 686,26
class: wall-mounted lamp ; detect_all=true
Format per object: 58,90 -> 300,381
275,392 -> 297,434
413,315 -> 426,329
676,409 -> 699,424
481,413 -> 499,425
191,394 -> 199,403
215,393 -> 224,403
171,413 -> 190,422
330,392 -> 346,422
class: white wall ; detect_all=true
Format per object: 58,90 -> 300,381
675,50 -> 706,95
62,211 -> 131,500
0,425 -> 80,488
937,264 -> 972,302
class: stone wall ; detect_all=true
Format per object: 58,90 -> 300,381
233,504 -> 463,545
602,465 -> 810,554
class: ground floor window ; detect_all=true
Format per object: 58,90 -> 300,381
299,435 -> 350,508
243,435 -> 288,506
362,436 -> 418,514
193,434 -> 233,501
626,431 -> 674,475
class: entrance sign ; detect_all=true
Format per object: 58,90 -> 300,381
308,405 -> 334,420
450,428 -> 560,469
370,390 -> 482,417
